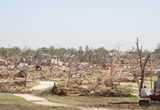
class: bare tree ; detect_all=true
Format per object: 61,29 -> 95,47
64,55 -> 78,88
136,38 -> 151,96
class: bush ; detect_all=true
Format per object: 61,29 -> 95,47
51,85 -> 67,96
79,89 -> 90,96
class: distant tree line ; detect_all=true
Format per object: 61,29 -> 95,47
0,46 -> 110,64
0,44 -> 159,64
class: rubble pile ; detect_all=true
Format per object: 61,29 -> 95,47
0,80 -> 27,93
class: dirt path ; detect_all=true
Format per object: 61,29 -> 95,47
14,81 -> 113,110
14,81 -> 69,107
14,94 -> 69,107
14,94 -> 116,110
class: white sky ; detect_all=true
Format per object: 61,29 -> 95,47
0,0 -> 160,50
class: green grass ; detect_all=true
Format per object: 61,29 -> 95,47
0,93 -> 79,110
44,95 -> 138,106
0,93 -> 31,105
43,95 -> 160,110
0,104 -> 79,110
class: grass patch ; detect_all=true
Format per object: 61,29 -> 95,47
0,104 -> 79,110
43,95 -> 160,110
43,95 -> 138,107
0,93 -> 31,106
0,93 -> 79,110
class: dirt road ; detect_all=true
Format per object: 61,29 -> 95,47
14,94 -> 69,107
14,81 -> 66,106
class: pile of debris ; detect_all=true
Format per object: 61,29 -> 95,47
0,80 -> 28,93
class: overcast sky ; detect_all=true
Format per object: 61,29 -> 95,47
0,0 -> 160,50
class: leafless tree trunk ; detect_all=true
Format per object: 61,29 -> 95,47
136,38 -> 151,96
65,67 -> 72,88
